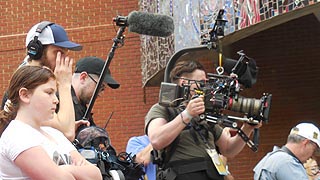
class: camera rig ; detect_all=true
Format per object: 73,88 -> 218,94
74,126 -> 145,180
159,51 -> 272,152
72,15 -> 145,180
159,10 -> 272,152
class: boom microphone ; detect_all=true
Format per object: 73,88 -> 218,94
113,11 -> 174,37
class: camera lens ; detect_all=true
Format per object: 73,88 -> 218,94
230,96 -> 262,118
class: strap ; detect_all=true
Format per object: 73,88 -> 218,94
191,123 -> 210,146
162,107 -> 183,168
161,107 -> 211,168
280,146 -> 303,165
97,159 -> 109,176
168,158 -> 209,174
189,126 -> 200,145
36,21 -> 54,33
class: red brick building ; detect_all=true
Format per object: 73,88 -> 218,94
1,1 -> 320,180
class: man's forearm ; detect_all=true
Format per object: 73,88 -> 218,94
224,126 -> 254,157
56,85 -> 75,141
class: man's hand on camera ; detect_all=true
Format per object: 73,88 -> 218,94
186,95 -> 205,117
75,120 -> 90,130
242,121 -> 263,133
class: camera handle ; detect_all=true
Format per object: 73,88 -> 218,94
200,114 -> 258,152
253,128 -> 260,148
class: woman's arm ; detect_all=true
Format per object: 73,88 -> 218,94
15,146 -> 76,180
65,150 -> 102,180
15,147 -> 102,180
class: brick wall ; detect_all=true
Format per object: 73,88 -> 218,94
0,0 -> 150,151
1,1 -> 320,180
222,13 -> 320,179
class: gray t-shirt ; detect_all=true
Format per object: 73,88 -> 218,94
145,103 -> 223,162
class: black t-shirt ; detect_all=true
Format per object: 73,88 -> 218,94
56,87 -> 96,135
71,87 -> 94,121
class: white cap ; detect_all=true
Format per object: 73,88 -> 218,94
25,22 -> 82,51
290,123 -> 320,148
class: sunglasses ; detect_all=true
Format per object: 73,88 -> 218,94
88,74 -> 106,92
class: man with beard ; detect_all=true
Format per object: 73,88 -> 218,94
2,21 -> 82,141
70,56 -> 120,134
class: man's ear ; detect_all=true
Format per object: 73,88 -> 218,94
79,72 -> 89,82
302,139 -> 310,147
179,78 -> 187,86
19,87 -> 31,103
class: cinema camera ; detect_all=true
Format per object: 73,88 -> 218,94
159,51 -> 272,152
159,51 -> 271,120
157,9 -> 272,152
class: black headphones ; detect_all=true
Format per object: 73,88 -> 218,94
27,21 -> 54,60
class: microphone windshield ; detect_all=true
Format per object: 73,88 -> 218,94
127,11 -> 174,37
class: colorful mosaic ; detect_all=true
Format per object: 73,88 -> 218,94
140,0 -> 319,86
173,0 -> 202,52
199,0 -> 235,43
139,0 -> 175,86
234,0 -> 319,30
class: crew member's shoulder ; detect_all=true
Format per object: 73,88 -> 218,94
150,103 -> 164,109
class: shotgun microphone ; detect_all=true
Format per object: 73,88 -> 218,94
113,11 -> 174,37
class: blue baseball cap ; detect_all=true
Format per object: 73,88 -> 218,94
26,22 -> 82,51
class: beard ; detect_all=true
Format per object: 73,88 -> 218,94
41,59 -> 53,70
79,89 -> 91,105
39,47 -> 55,70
